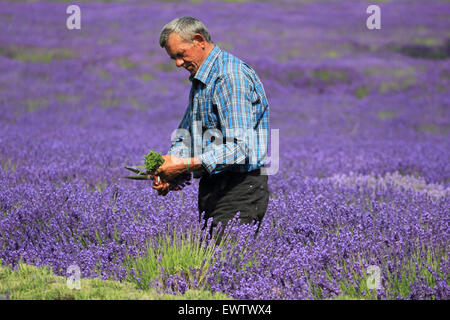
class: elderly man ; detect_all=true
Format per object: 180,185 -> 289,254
153,17 -> 270,236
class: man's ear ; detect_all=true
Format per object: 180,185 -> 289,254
192,33 -> 206,47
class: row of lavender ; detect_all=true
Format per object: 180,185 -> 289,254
0,0 -> 449,299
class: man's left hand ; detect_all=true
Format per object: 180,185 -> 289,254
154,154 -> 188,182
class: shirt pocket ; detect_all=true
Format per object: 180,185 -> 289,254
250,90 -> 266,128
245,89 -> 258,128
195,97 -> 218,129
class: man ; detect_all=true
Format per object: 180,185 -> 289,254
153,17 -> 270,236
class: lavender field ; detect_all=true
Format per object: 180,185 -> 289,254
0,0 -> 449,300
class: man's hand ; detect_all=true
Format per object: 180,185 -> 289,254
151,155 -> 199,196
154,154 -> 188,182
152,179 -> 170,196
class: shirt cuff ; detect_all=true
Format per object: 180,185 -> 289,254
199,147 -> 245,175
198,153 -> 216,175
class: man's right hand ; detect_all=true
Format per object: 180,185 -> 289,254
152,180 -> 170,196
151,172 -> 191,196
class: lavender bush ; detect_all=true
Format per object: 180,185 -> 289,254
0,0 -> 448,299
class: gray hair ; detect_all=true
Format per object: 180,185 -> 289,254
159,17 -> 212,48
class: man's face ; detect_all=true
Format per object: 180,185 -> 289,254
165,32 -> 206,76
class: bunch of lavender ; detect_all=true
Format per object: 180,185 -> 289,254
125,149 -> 164,176
144,149 -> 164,174
136,149 -> 191,191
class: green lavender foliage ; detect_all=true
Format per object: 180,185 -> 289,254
123,229 -> 220,291
144,149 -> 165,173
0,261 -> 230,300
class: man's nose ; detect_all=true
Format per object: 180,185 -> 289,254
175,58 -> 184,68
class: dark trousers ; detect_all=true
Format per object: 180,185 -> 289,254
198,169 -> 269,240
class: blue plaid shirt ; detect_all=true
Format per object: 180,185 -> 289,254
167,45 -> 269,178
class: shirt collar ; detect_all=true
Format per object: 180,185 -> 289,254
189,45 -> 221,84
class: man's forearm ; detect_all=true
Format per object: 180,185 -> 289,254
186,157 -> 203,173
